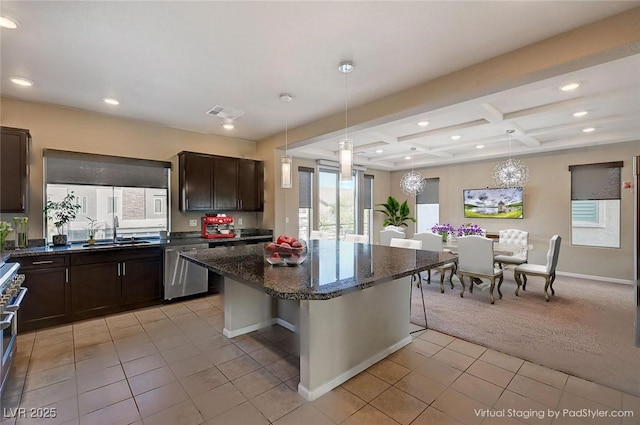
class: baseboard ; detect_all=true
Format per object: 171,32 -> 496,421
223,318 -> 277,338
555,271 -> 634,285
275,318 -> 296,333
297,335 -> 412,401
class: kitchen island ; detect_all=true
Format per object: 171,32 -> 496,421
181,240 -> 456,401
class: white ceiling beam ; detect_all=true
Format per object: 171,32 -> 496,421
366,131 -> 398,144
398,119 -> 489,143
479,103 -> 504,122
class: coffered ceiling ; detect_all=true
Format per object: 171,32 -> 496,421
1,1 -> 639,171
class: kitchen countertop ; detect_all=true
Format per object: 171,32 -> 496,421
181,240 -> 457,301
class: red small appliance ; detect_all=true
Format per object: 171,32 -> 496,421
201,215 -> 235,239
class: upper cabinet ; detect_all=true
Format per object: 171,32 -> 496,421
179,152 -> 264,213
0,126 -> 30,213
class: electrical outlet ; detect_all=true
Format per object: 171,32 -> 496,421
238,218 -> 243,226
189,219 -> 198,227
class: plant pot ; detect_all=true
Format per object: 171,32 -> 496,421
52,234 -> 68,246
87,238 -> 96,246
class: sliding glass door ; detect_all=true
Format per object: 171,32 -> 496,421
317,169 -> 356,240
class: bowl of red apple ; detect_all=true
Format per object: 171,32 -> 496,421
264,235 -> 307,266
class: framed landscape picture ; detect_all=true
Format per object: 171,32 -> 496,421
463,187 -> 523,219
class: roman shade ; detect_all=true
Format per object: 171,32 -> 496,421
298,166 -> 314,209
569,161 -> 622,200
416,178 -> 439,204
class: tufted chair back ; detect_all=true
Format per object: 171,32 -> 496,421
380,228 -> 405,246
389,238 -> 422,250
499,229 -> 529,261
413,232 -> 444,251
457,235 -> 495,275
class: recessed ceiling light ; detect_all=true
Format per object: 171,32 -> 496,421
10,77 -> 32,87
223,123 -> 235,130
417,121 -> 429,127
560,82 -> 580,91
476,145 -> 484,149
0,16 -> 18,29
103,98 -> 119,105
404,155 -> 411,161
451,135 -> 461,141
582,127 -> 595,133
375,149 -> 384,154
573,111 -> 588,117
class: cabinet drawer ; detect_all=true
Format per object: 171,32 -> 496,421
15,254 -> 68,269
71,246 -> 162,266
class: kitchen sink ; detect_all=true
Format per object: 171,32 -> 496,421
82,240 -> 152,248
115,240 -> 151,246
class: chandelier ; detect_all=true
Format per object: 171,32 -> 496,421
338,61 -> 353,181
400,147 -> 425,195
492,130 -> 530,188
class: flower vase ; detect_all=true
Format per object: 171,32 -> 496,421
17,232 -> 28,249
441,232 -> 447,243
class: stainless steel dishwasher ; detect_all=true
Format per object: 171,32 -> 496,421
164,242 -> 209,300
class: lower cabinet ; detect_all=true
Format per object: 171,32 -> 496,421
13,247 -> 163,331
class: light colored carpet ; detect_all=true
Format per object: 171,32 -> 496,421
410,271 -> 640,396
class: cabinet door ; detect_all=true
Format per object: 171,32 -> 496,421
213,157 -> 238,210
71,262 -> 120,318
0,127 -> 29,213
121,257 -> 162,304
18,267 -> 70,332
238,160 -> 263,211
180,153 -> 214,211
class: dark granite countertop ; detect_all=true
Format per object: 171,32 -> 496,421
181,240 -> 457,300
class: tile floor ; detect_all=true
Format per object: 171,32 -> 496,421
1,294 -> 638,425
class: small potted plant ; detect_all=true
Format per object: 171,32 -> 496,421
0,221 -> 12,252
86,217 -> 101,245
432,223 -> 455,242
44,192 -> 81,246
376,196 -> 416,229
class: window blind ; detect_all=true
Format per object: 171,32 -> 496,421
364,174 -> 374,209
569,161 -> 622,200
416,178 -> 440,204
44,149 -> 171,189
298,166 -> 314,209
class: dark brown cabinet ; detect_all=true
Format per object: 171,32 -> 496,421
70,262 -> 120,318
121,256 -> 162,304
0,126 -> 30,213
179,151 -> 264,212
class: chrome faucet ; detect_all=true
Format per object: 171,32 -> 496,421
113,215 -> 119,243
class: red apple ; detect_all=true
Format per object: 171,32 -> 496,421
291,240 -> 303,249
270,252 -> 282,262
278,242 -> 292,255
264,242 -> 277,254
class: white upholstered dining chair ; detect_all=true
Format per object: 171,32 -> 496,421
379,227 -> 405,246
343,234 -> 369,244
494,229 -> 529,270
309,230 -> 329,240
388,237 -> 427,330
514,235 -> 562,302
413,232 -> 457,293
456,235 -> 504,304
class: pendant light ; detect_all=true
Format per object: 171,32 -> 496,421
492,129 -> 530,188
400,147 -> 425,195
338,61 -> 353,181
280,93 -> 293,189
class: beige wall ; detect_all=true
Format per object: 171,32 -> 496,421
0,97 -> 258,237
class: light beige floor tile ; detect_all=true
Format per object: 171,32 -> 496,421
550,416 -> 590,425
412,406 -> 465,425
134,381 -> 188,418
312,387 -> 366,424
232,368 -> 281,398
78,379 -> 131,416
74,352 -> 120,375
160,343 -> 201,364
518,361 -> 568,389
115,340 -> 158,363
432,348 -> 476,371
342,404 -> 399,425
36,325 -> 72,338
507,374 -> 562,408
466,360 -> 515,388
105,313 -> 139,331
556,392 -> 621,425
202,344 -> 246,365
22,363 -> 76,393
248,345 -> 288,366
109,324 -> 145,341
370,386 -> 427,425
169,353 -> 213,379
73,333 -> 112,350
233,335 -> 272,354
264,356 -> 299,381
76,364 -> 124,393
413,357 -> 463,386
78,397 -> 140,425
122,352 -> 166,378
194,333 -> 232,353
180,366 -> 229,398
418,330 -> 456,347
478,349 -> 524,373
33,331 -> 74,350
394,371 -> 447,404
128,365 -> 176,396
27,354 -> 75,376
217,354 -> 262,381
388,347 -> 430,370
432,388 -> 490,425
405,339 -> 444,358
342,371 -> 390,402
622,393 -> 640,425
142,399 -> 204,425
450,373 -> 504,407
273,403 -> 334,425
483,416 -> 528,425
208,401 -> 270,425
192,382 -> 247,420
367,359 -> 411,385
564,376 -> 623,410
1,375 -> 25,400
284,376 -> 299,392
250,383 -> 306,422
446,339 -> 487,359
19,378 -> 77,410
493,390 -> 552,425
152,333 -> 191,352
15,395 -> 79,425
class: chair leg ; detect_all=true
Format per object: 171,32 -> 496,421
469,278 -> 474,294
497,274 -> 504,299
550,272 -> 556,295
543,276 -> 551,302
489,278 -> 495,304
458,274 -> 465,298
522,275 -> 528,291
514,272 -> 522,296
439,271 -> 445,293
419,281 -> 427,329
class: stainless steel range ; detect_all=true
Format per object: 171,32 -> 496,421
0,260 -> 26,397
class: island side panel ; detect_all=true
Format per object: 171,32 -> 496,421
223,277 -> 275,338
298,277 -> 412,401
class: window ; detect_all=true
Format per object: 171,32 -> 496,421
298,167 -> 314,240
363,174 -> 374,241
317,168 -> 357,240
569,161 -> 622,248
44,150 -> 170,243
416,178 -> 440,233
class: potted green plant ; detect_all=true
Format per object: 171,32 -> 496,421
375,196 -> 416,228
44,192 -> 81,246
86,217 -> 101,245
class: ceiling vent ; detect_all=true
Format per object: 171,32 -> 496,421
206,105 -> 245,120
